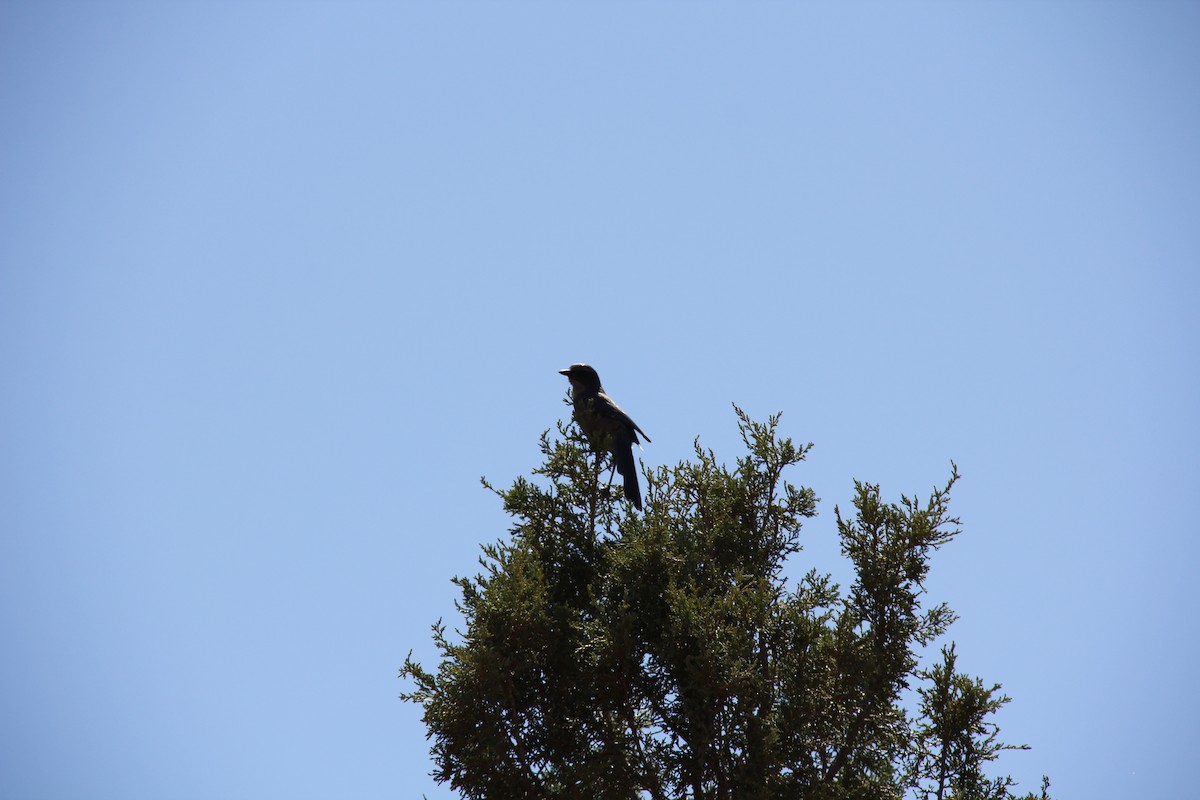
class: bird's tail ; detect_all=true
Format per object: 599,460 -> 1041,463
613,442 -> 642,510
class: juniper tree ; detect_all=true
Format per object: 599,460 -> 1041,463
401,408 -> 1049,800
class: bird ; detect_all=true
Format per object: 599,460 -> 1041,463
559,363 -> 651,510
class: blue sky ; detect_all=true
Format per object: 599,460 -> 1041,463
2,2 -> 1197,798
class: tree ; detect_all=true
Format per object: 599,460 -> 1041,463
401,408 -> 1050,800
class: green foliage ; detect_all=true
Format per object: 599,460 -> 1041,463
401,408 -> 1049,800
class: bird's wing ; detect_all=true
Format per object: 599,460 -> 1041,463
595,391 -> 651,444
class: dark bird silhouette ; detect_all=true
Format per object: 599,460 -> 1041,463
559,363 -> 650,510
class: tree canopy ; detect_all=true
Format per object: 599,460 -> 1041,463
402,408 -> 1049,800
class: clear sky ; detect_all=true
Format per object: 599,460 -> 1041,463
2,2 -> 1197,798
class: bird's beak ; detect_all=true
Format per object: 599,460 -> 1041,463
558,368 -> 571,376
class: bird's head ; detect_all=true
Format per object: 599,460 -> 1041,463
559,363 -> 602,392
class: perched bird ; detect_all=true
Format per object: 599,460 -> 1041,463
559,363 -> 651,510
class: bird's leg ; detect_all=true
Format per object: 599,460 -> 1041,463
604,432 -> 619,487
